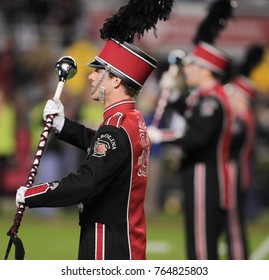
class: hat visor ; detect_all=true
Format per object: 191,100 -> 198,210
87,58 -> 105,69
182,54 -> 195,66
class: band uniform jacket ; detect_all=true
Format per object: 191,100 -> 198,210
23,99 -> 151,260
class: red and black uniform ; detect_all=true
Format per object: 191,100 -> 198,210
170,82 -> 232,259
226,109 -> 255,259
23,99 -> 151,260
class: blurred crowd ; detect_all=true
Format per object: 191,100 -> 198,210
0,0 -> 269,225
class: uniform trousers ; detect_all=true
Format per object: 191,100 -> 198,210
181,162 -> 227,259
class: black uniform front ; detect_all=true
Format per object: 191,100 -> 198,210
172,83 -> 232,259
23,99 -> 150,260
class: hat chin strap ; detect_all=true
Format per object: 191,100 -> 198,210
91,71 -> 106,99
99,87 -> 105,102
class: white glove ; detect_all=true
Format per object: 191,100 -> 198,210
16,186 -> 28,207
147,125 -> 163,144
148,125 -> 184,144
43,98 -> 65,132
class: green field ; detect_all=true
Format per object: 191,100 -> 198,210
0,199 -> 268,260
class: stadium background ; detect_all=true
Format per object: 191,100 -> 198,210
0,0 -> 269,259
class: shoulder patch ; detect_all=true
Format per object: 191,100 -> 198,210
105,112 -> 125,128
200,98 -> 219,117
93,133 -> 117,157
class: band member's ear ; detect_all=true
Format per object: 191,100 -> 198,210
114,76 -> 122,88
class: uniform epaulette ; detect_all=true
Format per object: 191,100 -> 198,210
104,112 -> 125,128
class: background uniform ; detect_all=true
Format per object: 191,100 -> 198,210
171,83 -> 232,259
225,75 -> 257,259
148,41 -> 232,259
226,113 -> 254,259
22,99 -> 151,260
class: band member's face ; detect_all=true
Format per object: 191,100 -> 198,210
88,68 -> 109,101
183,63 -> 208,88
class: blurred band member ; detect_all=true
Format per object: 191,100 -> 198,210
225,75 -> 257,259
149,42 -> 232,259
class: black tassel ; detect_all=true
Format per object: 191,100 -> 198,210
193,0 -> 237,45
13,236 -> 25,260
100,0 -> 175,43
6,235 -> 25,260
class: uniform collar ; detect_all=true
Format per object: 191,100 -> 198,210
198,81 -> 220,96
103,99 -> 135,119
